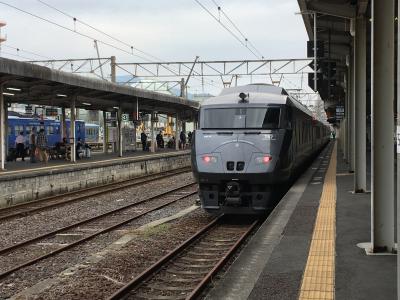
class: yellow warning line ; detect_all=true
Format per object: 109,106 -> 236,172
299,143 -> 337,300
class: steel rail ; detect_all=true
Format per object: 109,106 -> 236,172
186,220 -> 258,299
0,167 -> 191,221
0,184 -> 197,280
0,182 -> 196,256
107,217 -> 258,300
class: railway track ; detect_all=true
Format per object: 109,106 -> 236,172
107,216 -> 258,300
0,167 -> 191,221
0,183 -> 198,281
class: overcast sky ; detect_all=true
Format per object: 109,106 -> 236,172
0,0 -> 310,94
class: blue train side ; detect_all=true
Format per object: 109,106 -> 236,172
84,123 -> 100,143
8,116 -> 85,149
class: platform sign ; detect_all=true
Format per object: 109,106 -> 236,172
335,105 -> 345,121
122,114 -> 129,122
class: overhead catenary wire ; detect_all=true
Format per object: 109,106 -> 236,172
0,1 -> 153,62
211,0 -> 264,58
193,0 -> 260,59
2,43 -> 54,60
35,0 -> 219,88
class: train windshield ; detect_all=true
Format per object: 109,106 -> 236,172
202,107 -> 281,129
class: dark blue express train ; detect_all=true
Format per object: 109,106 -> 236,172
192,84 -> 330,215
8,116 -> 86,149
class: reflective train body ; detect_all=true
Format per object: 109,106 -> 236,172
191,84 -> 330,214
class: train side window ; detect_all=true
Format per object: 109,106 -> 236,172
14,125 -> 24,135
47,126 -> 55,135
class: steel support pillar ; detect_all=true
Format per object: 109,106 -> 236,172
349,52 -> 355,172
175,114 -> 180,151
371,0 -> 395,252
103,111 -> 108,154
117,108 -> 123,157
354,17 -> 367,192
61,107 -> 66,141
150,112 -> 155,153
343,72 -> 348,160
397,0 -> 400,290
71,98 -> 76,163
0,85 -> 5,171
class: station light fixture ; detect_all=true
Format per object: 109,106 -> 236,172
82,102 -> 91,106
6,87 -> 21,91
2,92 -> 14,96
56,94 -> 68,97
113,106 -> 119,109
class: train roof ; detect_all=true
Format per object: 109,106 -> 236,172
201,84 -> 316,119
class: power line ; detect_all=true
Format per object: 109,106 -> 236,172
211,0 -> 264,58
0,50 -> 34,60
2,43 -> 54,59
0,1 -> 218,89
0,1 -> 151,61
35,0 -> 219,88
193,0 -> 260,59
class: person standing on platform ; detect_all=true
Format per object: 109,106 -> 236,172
141,131 -> 148,151
15,131 -> 26,161
156,131 -> 164,148
29,128 -> 37,163
180,131 -> 186,150
36,128 -> 48,163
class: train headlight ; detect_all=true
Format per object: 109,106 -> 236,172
255,155 -> 272,164
202,155 -> 218,164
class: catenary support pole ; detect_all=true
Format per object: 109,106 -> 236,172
111,56 -> 116,83
354,17 -> 367,192
0,85 -> 4,170
371,0 -> 395,253
103,111 -> 107,154
71,97 -> 76,163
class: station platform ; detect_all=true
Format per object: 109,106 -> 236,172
0,148 -> 183,178
0,149 -> 191,208
206,141 -> 396,300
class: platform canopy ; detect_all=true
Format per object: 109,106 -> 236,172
0,58 -> 199,119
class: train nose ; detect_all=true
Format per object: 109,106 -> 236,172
217,141 -> 259,172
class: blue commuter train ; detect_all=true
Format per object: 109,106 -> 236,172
8,116 -> 85,149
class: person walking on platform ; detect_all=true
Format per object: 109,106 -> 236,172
179,131 -> 186,150
29,128 -> 37,163
36,128 -> 48,163
156,131 -> 164,149
141,131 -> 148,151
15,131 -> 26,161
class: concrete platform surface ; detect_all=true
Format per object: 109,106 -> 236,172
205,141 -> 396,300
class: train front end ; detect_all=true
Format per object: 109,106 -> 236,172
192,87 -> 291,214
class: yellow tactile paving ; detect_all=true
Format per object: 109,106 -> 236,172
299,143 -> 337,300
